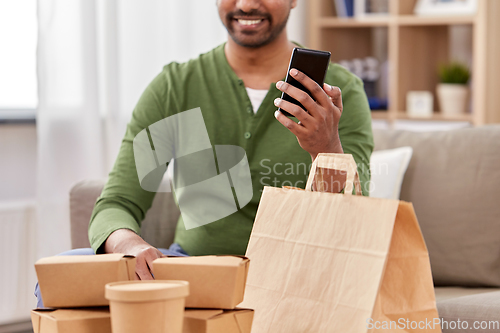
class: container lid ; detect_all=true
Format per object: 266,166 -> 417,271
105,280 -> 189,302
154,256 -> 248,267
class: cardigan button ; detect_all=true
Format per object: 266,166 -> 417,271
244,132 -> 251,139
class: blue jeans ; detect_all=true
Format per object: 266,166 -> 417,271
34,243 -> 188,308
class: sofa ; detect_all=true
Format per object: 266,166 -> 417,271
70,125 -> 500,332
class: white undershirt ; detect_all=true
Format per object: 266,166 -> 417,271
245,87 -> 269,114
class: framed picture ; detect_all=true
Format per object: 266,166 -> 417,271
414,0 -> 478,16
355,0 -> 389,17
407,91 -> 434,118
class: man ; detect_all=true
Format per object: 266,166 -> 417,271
89,0 -> 373,280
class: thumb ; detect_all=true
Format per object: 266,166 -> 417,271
324,84 -> 343,113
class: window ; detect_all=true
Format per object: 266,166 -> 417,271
0,0 -> 37,121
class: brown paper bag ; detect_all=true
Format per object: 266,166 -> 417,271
241,154 -> 441,333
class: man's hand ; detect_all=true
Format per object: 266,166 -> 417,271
103,229 -> 163,280
274,68 -> 344,161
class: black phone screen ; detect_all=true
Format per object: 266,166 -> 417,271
278,48 -> 331,117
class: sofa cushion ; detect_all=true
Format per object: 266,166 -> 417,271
437,291 -> 500,332
70,179 -> 180,249
373,126 -> 500,287
369,146 -> 413,199
70,180 -> 106,249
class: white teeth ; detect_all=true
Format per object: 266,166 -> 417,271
238,19 -> 263,26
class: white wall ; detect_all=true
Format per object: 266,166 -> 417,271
0,123 -> 37,325
0,124 -> 37,202
288,0 -> 308,46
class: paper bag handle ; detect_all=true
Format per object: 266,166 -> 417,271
305,153 -> 362,196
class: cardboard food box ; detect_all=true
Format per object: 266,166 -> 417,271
153,256 -> 249,309
31,308 -> 111,333
183,308 -> 254,333
35,254 -> 136,308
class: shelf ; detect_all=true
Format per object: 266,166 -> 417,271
310,0 -> 500,126
317,15 -> 475,28
397,15 -> 475,26
395,112 -> 473,122
371,111 -> 474,122
318,17 -> 391,28
370,111 -> 390,120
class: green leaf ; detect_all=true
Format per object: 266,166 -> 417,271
438,62 -> 470,84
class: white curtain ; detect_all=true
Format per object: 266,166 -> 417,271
36,0 -> 306,259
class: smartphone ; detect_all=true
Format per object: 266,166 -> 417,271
278,48 -> 331,117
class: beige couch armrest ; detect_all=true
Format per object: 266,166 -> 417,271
69,179 -> 180,250
70,180 -> 105,249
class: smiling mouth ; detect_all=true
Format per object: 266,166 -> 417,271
236,18 -> 264,26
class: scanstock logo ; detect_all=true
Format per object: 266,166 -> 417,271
133,108 -> 253,230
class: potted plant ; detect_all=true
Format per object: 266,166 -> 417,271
436,62 -> 471,116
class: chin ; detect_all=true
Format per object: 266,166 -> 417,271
230,33 -> 276,48
233,39 -> 273,48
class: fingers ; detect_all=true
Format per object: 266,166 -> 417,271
274,97 -> 312,125
324,83 -> 343,114
274,110 -> 306,137
135,256 -> 153,280
276,70 -> 342,120
274,69 -> 344,159
276,80 -> 319,118
134,247 -> 163,280
288,69 -> 331,107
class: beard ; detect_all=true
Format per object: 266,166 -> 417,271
224,9 -> 291,48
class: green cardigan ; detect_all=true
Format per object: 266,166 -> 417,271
88,43 -> 374,256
